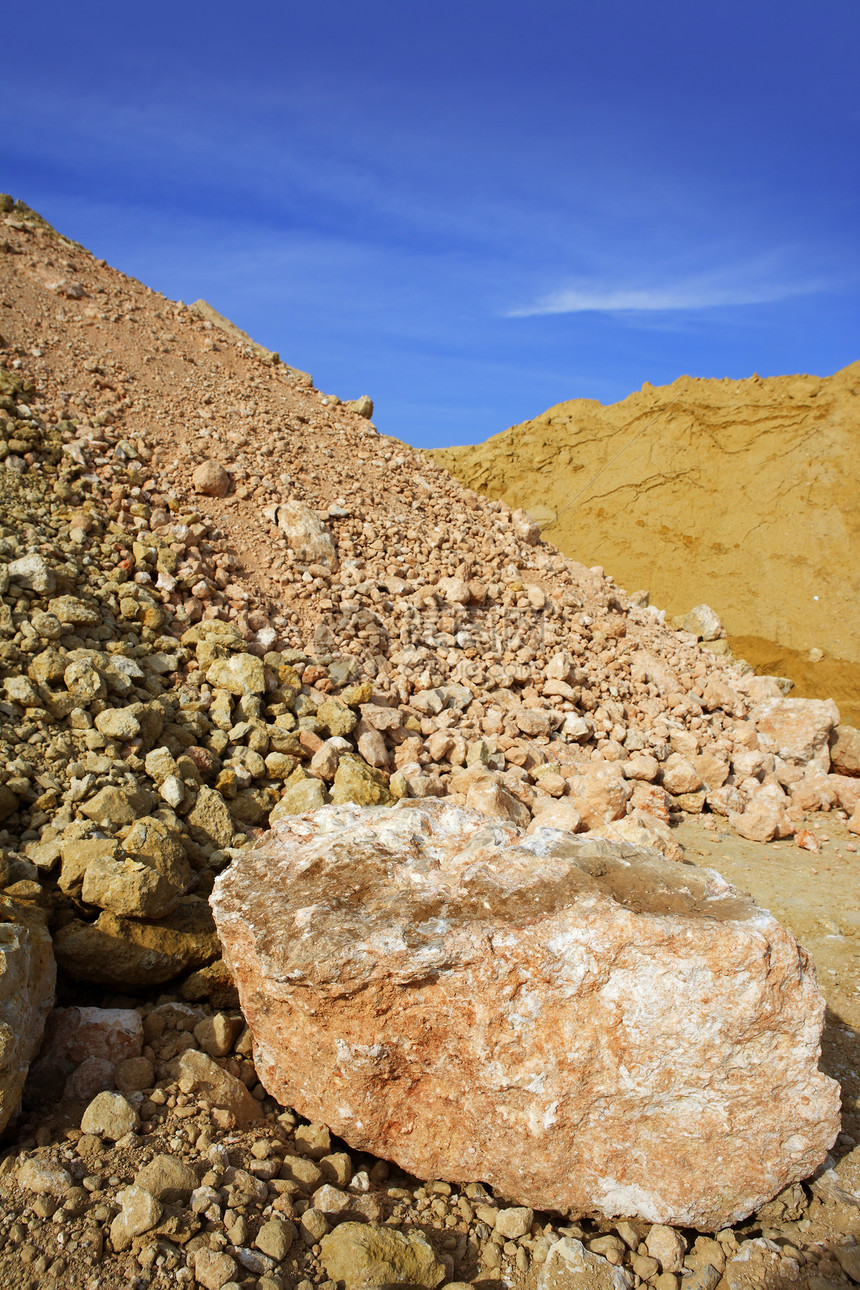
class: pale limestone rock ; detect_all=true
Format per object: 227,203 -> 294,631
206,653 -> 266,695
47,594 -> 101,626
194,1012 -> 243,1058
645,1225 -> 687,1272
192,459 -> 231,497
186,785 -> 235,848
437,576 -> 472,605
312,1183 -> 352,1215
310,741 -> 341,781
94,706 -> 141,740
17,1157 -> 72,1195
295,1120 -> 332,1157
546,651 -> 576,682
318,697 -> 358,737
194,1249 -> 239,1290
678,604 -> 723,641
465,778 -> 531,829
544,677 -> 577,700
538,1238 -> 633,1290
622,753 -> 660,782
177,1048 -> 262,1128
721,1238 -> 786,1290
392,760 -> 433,799
64,657 -> 106,702
830,724 -> 860,777
511,508 -> 541,545
706,786 -> 746,818
270,773 -> 330,820
348,394 -> 374,418
753,697 -> 839,773
123,815 -> 192,890
729,783 -> 793,843
110,1184 -> 162,1250
81,1090 -> 139,1140
585,809 -> 684,863
134,1153 -> 198,1201
256,1217 -> 297,1259
630,651 -> 681,698
562,712 -> 593,742
8,552 -> 55,594
515,707 -> 554,737
211,800 -> 839,1230
496,1205 -> 534,1238
0,896 -> 55,1133
319,1221 -> 445,1289
81,853 -> 177,918
266,499 -> 338,569
79,783 -> 153,827
564,767 -> 632,828
526,799 -> 583,834
54,901 -> 219,988
330,754 -> 394,806
661,754 -> 703,795
358,727 -> 389,769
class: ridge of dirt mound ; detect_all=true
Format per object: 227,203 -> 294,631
431,366 -> 860,722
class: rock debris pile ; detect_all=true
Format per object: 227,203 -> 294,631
0,194 -> 857,1288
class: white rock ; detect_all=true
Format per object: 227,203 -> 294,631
538,1237 -> 633,1290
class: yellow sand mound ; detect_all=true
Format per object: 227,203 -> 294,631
432,363 -> 860,721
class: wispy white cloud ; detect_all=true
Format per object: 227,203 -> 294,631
507,269 -> 829,317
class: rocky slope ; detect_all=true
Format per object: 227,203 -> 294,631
431,365 -> 860,723
0,195 -> 857,1289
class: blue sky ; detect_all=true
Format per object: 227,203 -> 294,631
3,1 -> 859,447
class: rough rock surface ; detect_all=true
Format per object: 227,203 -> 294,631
0,894 -> 55,1132
538,1237 -> 634,1290
319,1221 -> 446,1288
211,800 -> 840,1230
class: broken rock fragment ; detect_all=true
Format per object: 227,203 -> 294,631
0,895 -> 55,1133
264,499 -> 338,569
192,459 -> 231,497
211,800 -> 840,1231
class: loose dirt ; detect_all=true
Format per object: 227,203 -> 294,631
432,366 -> 860,723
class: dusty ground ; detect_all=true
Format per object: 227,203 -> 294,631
679,813 -> 860,1148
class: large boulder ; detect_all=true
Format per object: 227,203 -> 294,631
0,895 -> 55,1132
211,801 -> 840,1231
264,499 -> 338,570
752,697 -> 839,774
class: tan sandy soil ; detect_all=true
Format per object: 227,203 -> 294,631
431,367 -> 860,723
